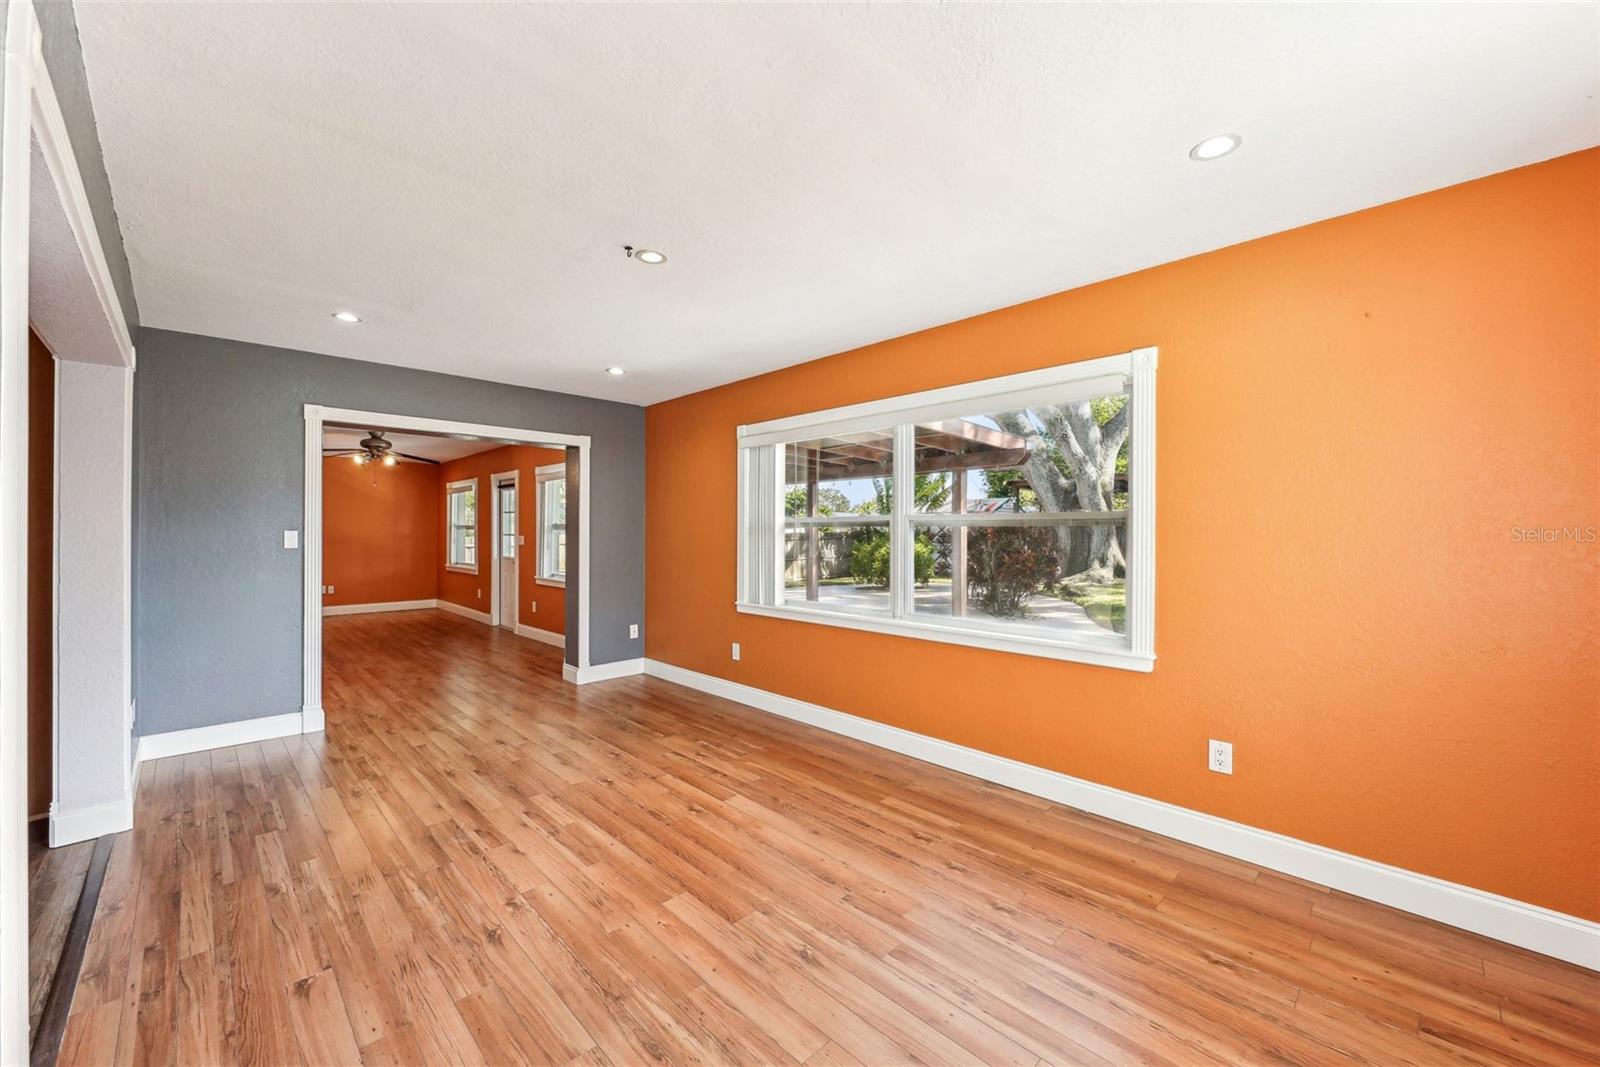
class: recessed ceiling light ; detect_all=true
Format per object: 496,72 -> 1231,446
332,310 -> 361,323
624,245 -> 667,265
606,366 -> 626,376
1189,134 -> 1241,162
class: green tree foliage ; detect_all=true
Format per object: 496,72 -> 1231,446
785,485 -> 852,517
849,530 -> 935,587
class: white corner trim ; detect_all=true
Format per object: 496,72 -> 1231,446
515,623 -> 565,648
641,659 -> 1600,972
437,598 -> 493,625
301,704 -> 325,734
323,598 -> 438,616
563,658 -> 644,685
136,712 -> 303,764
18,11 -> 135,369
49,795 -> 132,847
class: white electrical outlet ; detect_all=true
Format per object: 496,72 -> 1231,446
476,589 -> 482,599
731,642 -> 741,662
1208,739 -> 1233,775
530,600 -> 537,614
629,624 -> 639,639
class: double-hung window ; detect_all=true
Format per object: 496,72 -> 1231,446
536,463 -> 567,585
736,348 -> 1156,671
446,478 -> 478,572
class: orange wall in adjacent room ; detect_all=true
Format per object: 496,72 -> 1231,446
28,330 -> 53,818
436,444 -> 568,634
644,150 -> 1599,919
323,456 -> 440,606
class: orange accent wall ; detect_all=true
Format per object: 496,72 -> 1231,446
323,456 -> 440,606
436,445 -> 568,634
645,149 -> 1599,919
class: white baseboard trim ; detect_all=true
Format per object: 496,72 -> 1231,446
515,623 -> 565,648
561,658 -> 645,685
50,795 -> 133,846
302,704 -> 326,734
136,711 -> 304,763
323,598 -> 437,616
642,659 -> 1600,971
437,599 -> 493,625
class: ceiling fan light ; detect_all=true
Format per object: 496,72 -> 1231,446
383,455 -> 397,466
353,454 -> 366,464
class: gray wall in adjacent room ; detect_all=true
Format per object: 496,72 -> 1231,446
133,329 -> 645,736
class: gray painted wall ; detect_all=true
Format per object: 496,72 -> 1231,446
133,329 -> 645,736
36,0 -> 138,330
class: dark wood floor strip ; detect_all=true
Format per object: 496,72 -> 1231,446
31,833 -> 114,1067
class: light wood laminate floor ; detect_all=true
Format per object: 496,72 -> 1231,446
59,610 -> 1599,1065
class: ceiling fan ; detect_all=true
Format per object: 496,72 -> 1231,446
322,430 -> 438,467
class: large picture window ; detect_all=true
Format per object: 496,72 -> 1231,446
737,348 -> 1156,670
446,478 -> 478,572
536,463 -> 567,585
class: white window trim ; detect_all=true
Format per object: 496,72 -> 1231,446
735,346 -> 1157,672
535,462 -> 567,587
445,476 -> 479,574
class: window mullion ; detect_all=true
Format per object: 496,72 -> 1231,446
766,444 -> 784,607
891,423 -> 913,619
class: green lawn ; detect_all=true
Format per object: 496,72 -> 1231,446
1058,577 -> 1126,634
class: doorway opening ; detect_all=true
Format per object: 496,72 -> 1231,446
492,471 -> 519,632
306,406 -> 590,731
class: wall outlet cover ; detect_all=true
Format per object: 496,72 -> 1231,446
731,642 -> 741,662
283,529 -> 299,549
629,623 -> 640,639
1209,739 -> 1234,775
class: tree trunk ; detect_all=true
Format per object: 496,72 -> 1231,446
995,399 -> 1129,581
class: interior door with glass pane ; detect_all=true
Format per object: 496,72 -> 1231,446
498,481 -> 517,630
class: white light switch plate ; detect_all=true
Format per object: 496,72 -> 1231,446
731,642 -> 741,662
283,530 -> 299,549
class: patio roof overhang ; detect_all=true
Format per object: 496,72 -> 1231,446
786,420 -> 1031,482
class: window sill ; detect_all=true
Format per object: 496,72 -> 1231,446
734,601 -> 1154,672
536,576 -> 566,587
445,564 -> 478,575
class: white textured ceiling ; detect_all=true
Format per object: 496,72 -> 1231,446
77,2 -> 1598,406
